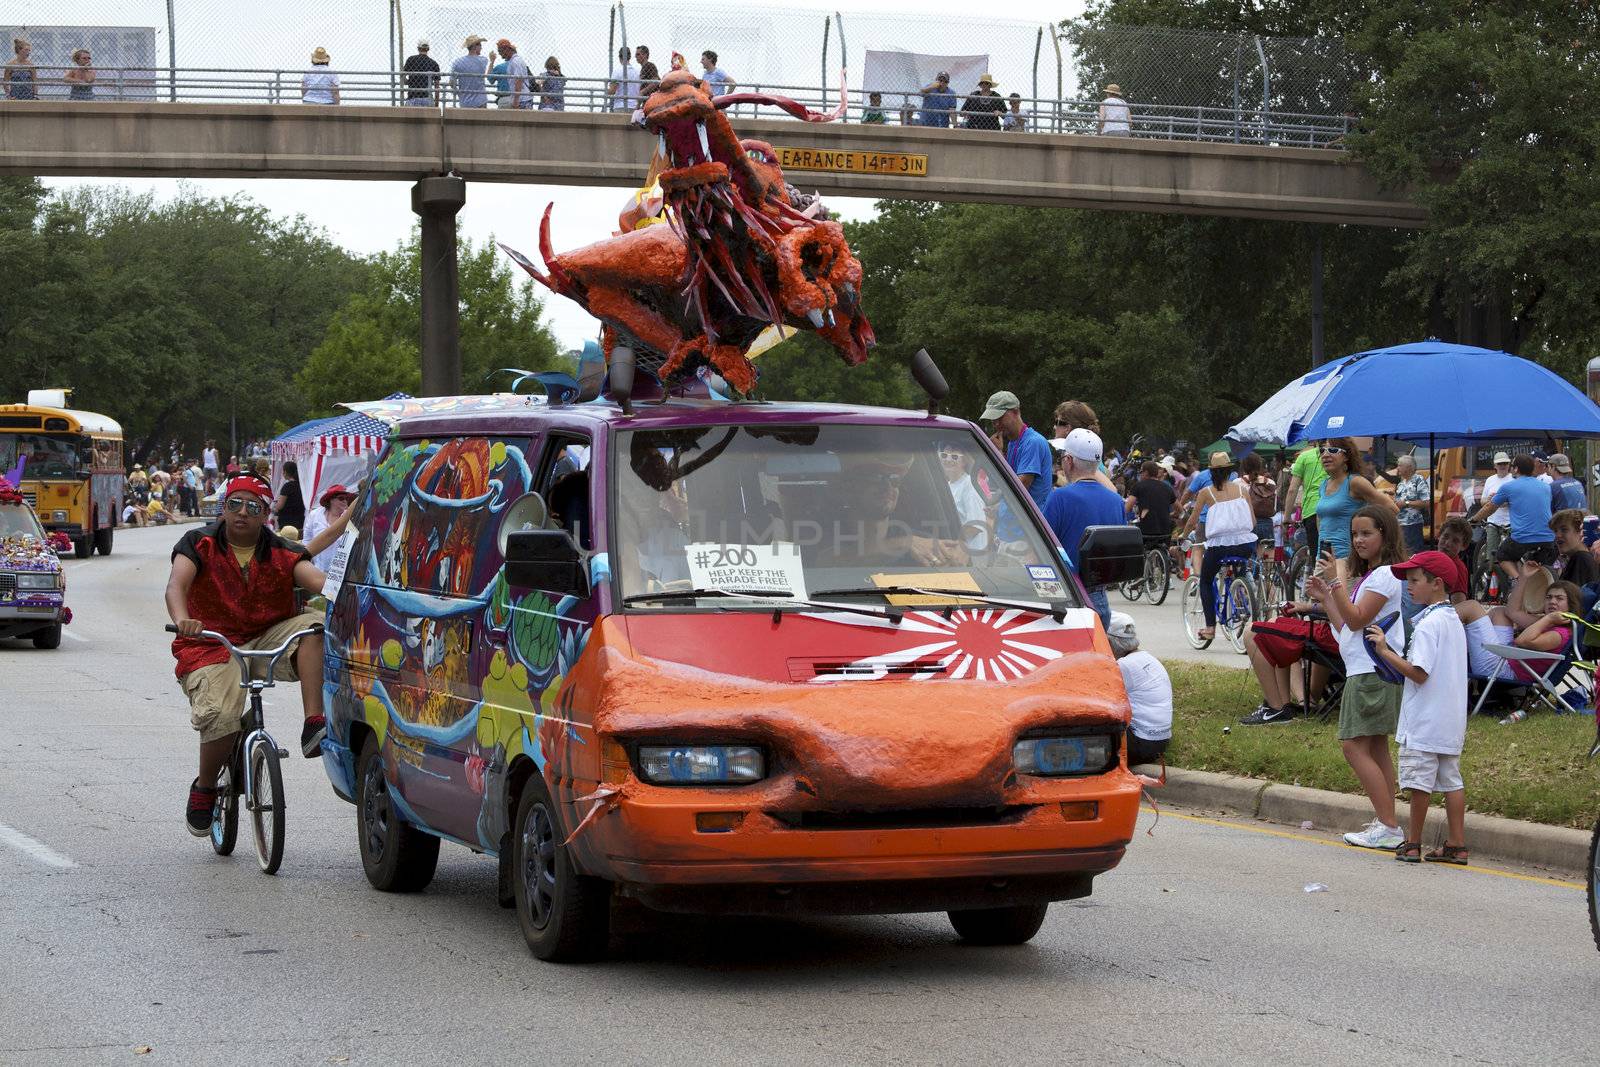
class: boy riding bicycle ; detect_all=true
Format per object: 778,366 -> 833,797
165,474 -> 349,836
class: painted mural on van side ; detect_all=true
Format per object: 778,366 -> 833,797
324,435 -> 596,852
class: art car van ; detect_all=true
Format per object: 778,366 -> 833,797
318,387 -> 1146,960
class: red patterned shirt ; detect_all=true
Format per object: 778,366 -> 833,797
170,523 -> 309,677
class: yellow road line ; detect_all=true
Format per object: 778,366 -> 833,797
1143,806 -> 1585,891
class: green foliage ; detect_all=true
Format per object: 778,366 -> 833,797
297,231 -> 563,413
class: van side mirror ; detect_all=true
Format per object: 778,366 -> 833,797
1076,525 -> 1144,589
505,529 -> 590,597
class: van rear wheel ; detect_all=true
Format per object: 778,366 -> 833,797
948,902 -> 1049,945
356,736 -> 438,892
512,773 -> 610,962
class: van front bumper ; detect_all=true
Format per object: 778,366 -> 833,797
588,771 -> 1142,913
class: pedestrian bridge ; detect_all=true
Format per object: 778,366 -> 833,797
0,101 -> 1423,227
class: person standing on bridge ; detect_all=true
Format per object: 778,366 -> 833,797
64,48 -> 95,101
608,46 -> 635,111
1097,82 -> 1130,136
4,39 -> 37,100
403,39 -> 440,107
497,39 -> 533,109
301,47 -> 340,106
635,45 -> 660,99
917,71 -> 955,128
1001,93 -> 1027,132
452,35 -> 491,108
537,56 -> 565,111
960,73 -> 1005,131
699,50 -> 736,96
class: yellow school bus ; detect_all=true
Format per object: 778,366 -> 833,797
0,389 -> 124,558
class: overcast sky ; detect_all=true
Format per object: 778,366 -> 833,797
44,0 -> 1085,351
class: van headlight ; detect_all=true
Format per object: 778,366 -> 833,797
17,573 -> 60,590
637,745 -> 765,785
1013,735 -> 1116,777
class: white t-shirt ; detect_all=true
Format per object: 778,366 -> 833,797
202,447 -> 219,471
1480,473 -> 1511,527
1117,650 -> 1172,741
302,67 -> 339,105
1397,603 -> 1469,756
303,506 -> 336,571
1099,96 -> 1130,133
947,474 -> 988,551
1334,565 -> 1404,676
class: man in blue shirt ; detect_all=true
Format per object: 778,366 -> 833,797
1473,452 -> 1556,578
699,50 -> 736,96
983,390 -> 1052,549
1043,428 -> 1125,624
918,71 -> 956,127
1547,452 -> 1587,511
451,36 -> 491,108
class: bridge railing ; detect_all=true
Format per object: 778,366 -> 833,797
4,66 -> 1353,148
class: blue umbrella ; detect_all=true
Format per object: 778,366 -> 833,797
1228,341 -> 1600,446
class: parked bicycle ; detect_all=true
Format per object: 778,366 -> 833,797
1179,540 -> 1258,653
164,621 -> 323,875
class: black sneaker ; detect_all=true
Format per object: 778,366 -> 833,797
1262,702 -> 1304,724
1238,704 -> 1276,725
186,778 -> 217,836
301,715 -> 327,758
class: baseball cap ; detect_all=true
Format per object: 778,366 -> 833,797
1393,550 -> 1467,596
1493,451 -> 1512,465
981,390 -> 1020,421
1549,452 -> 1573,472
1106,611 -> 1137,644
1532,447 -> 1550,461
1063,427 -> 1103,463
416,38 -> 430,50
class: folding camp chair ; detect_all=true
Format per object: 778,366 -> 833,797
1472,620 -> 1591,719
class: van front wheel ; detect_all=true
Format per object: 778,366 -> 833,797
512,774 -> 610,962
356,736 -> 438,892
948,902 -> 1049,945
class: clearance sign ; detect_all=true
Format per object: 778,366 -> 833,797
776,147 -> 929,177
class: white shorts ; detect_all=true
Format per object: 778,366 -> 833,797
1399,746 -> 1464,794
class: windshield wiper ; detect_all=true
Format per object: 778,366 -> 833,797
812,587 -> 1068,623
622,587 -> 902,623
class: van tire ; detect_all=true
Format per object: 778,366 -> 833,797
32,624 -> 62,650
356,736 -> 438,893
511,773 -> 610,962
948,902 -> 1049,945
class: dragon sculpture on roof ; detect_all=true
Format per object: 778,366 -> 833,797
502,69 -> 875,395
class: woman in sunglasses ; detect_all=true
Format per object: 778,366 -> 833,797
1314,437 -> 1398,581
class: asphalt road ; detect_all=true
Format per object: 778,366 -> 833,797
1,524 -> 1591,1065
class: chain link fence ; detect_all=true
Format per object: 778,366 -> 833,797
3,3 -> 1355,143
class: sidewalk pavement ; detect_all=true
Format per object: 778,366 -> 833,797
1142,765 -> 1592,874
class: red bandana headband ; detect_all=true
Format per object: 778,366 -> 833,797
224,475 -> 272,501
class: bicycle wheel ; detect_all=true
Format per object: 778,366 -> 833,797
1287,545 -> 1311,599
211,761 -> 238,857
1181,576 -> 1212,649
1588,817 -> 1599,953
249,740 -> 286,875
1223,576 -> 1257,654
1144,548 -> 1171,605
1120,573 -> 1144,603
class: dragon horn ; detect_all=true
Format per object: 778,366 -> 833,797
714,70 -> 846,123
537,203 -> 573,292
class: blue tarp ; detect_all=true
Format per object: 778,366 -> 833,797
1228,341 -> 1600,447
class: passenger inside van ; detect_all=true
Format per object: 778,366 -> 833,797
813,452 -> 970,568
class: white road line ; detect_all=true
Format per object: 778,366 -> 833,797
0,822 -> 77,869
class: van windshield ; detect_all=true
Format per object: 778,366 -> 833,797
614,423 -> 1073,610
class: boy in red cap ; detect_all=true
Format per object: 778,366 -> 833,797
1364,551 -> 1470,864
165,474 -> 334,836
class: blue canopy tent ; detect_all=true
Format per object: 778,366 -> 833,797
1228,341 -> 1600,447
269,394 -> 407,513
1228,341 -> 1600,540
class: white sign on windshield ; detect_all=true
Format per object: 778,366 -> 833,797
685,542 -> 808,599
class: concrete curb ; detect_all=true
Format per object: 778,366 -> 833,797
1147,766 -> 1592,874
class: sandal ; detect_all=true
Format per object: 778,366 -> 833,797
1394,841 -> 1422,863
1425,844 -> 1469,865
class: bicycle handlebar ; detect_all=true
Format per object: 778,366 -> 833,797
164,623 -> 324,664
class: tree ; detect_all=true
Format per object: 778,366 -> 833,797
297,230 -> 563,412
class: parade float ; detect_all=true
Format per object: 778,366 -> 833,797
0,476 -> 71,649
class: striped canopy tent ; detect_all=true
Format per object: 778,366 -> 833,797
269,395 -> 405,514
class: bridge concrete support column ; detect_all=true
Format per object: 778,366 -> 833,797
411,176 -> 466,396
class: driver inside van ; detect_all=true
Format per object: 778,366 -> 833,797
817,452 -> 970,568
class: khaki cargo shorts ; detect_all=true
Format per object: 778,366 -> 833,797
179,611 -> 323,743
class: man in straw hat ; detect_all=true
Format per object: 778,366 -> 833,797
961,72 -> 1005,131
451,35 -> 491,108
1097,81 -> 1130,135
301,47 -> 340,105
